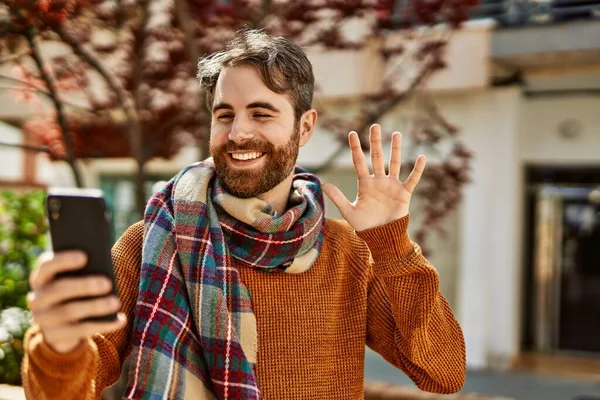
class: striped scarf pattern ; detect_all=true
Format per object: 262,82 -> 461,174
124,161 -> 325,399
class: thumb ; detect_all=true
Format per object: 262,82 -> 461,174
321,183 -> 352,218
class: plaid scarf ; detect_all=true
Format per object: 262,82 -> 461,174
124,160 -> 325,400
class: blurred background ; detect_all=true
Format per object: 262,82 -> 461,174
0,1 -> 599,399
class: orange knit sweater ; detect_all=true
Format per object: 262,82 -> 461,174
22,216 -> 465,399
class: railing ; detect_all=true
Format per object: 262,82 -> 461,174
469,0 -> 600,26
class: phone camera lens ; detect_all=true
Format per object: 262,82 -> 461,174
49,198 -> 61,212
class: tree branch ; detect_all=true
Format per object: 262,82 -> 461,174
56,21 -> 147,212
0,51 -> 29,66
0,140 -> 65,160
381,27 -> 429,84
0,116 -> 26,129
83,0 -> 152,214
131,0 -> 150,118
361,61 -> 434,129
141,115 -> 186,161
0,16 -> 22,35
23,28 -> 84,188
0,83 -> 94,112
55,25 -> 141,142
173,0 -> 209,160
115,0 -> 125,28
0,73 -> 44,90
0,17 -> 10,35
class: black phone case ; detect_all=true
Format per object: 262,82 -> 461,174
46,192 -> 118,322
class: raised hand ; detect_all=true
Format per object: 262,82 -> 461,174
322,124 -> 426,232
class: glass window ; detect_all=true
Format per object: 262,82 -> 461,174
99,175 -> 171,243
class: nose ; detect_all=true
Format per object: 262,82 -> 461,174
229,115 -> 255,143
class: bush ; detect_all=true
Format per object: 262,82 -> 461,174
0,190 -> 47,385
0,307 -> 32,385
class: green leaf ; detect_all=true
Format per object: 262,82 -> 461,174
0,190 -> 46,384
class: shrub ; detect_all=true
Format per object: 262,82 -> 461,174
0,190 -> 47,384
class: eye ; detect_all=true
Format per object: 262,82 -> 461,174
253,113 -> 272,119
217,114 -> 233,121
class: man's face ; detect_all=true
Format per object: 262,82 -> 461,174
209,66 -> 302,198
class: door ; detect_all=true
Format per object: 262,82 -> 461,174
559,193 -> 600,352
533,186 -> 600,354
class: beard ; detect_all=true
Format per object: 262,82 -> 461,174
210,123 -> 300,198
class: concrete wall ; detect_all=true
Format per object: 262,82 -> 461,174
307,20 -> 493,98
519,95 -> 600,164
439,87 -> 524,369
0,124 -> 24,183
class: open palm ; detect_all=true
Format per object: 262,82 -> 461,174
322,124 -> 426,232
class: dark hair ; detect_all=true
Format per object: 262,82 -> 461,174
197,29 -> 314,121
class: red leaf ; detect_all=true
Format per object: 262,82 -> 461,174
38,0 -> 53,13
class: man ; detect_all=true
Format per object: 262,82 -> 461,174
22,29 -> 465,399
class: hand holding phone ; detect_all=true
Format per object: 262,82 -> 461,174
28,251 -> 126,353
27,188 -> 127,354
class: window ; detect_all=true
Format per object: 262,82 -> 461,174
99,175 -> 171,242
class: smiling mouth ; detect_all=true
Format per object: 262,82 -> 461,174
228,151 -> 266,163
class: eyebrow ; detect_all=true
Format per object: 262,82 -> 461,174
212,101 -> 281,114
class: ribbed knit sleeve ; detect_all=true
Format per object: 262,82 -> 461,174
22,328 -> 99,400
21,222 -> 144,400
356,215 -> 466,394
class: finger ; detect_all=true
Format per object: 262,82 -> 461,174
33,295 -> 121,328
44,312 -> 127,344
348,132 -> 369,179
28,276 -> 113,312
322,183 -> 353,219
388,132 -> 402,179
369,124 -> 385,176
404,155 -> 427,193
30,251 -> 88,290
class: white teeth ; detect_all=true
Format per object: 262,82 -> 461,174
231,152 -> 262,161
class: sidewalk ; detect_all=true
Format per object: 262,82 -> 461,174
0,385 -> 24,400
365,349 -> 600,400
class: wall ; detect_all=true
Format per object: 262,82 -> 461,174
0,124 -> 23,183
425,20 -> 494,91
428,87 -> 523,369
307,20 -> 493,99
519,95 -> 600,164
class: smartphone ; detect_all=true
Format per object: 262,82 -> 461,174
46,187 -> 118,322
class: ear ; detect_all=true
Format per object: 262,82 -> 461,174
298,109 -> 318,147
